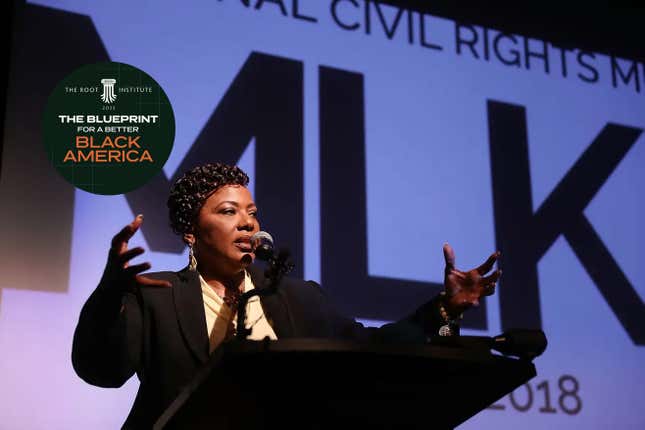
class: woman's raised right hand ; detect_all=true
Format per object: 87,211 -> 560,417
103,214 -> 172,290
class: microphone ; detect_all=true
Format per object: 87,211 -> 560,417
491,329 -> 547,360
251,231 -> 274,261
429,329 -> 547,361
236,231 -> 293,341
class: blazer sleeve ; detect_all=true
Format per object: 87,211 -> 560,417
71,278 -> 143,388
405,295 -> 460,337
307,281 -> 456,343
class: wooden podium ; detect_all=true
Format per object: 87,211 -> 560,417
155,338 -> 536,429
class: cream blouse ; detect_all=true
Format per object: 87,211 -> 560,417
200,270 -> 277,353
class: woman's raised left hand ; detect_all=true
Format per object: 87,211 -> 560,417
442,243 -> 501,316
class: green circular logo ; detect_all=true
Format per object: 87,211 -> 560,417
43,62 -> 175,195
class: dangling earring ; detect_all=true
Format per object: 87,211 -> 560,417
188,242 -> 198,271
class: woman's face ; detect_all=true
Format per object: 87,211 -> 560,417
190,185 -> 260,275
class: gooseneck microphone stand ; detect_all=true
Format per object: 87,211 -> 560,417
235,248 -> 294,341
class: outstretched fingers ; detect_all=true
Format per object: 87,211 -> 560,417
476,251 -> 500,275
443,243 -> 456,273
111,215 -> 144,253
481,269 -> 502,296
103,215 -> 172,290
136,275 -> 172,288
125,263 -> 172,288
123,262 -> 151,277
116,247 -> 145,267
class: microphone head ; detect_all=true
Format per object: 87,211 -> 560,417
492,329 -> 547,360
252,231 -> 274,246
251,231 -> 274,261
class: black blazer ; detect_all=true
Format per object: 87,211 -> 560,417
72,265 -> 446,429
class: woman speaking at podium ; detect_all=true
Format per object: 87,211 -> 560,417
72,162 -> 501,429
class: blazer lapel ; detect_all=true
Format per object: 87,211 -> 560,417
248,265 -> 295,338
173,268 -> 210,364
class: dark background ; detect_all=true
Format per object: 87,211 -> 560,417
379,3 -> 645,63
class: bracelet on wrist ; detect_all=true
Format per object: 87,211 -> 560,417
438,292 -> 463,337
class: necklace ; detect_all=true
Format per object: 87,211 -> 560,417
219,282 -> 244,310
222,290 -> 242,309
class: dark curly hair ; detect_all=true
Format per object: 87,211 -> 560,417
167,163 -> 249,235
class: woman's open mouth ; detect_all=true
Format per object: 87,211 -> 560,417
234,237 -> 253,252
